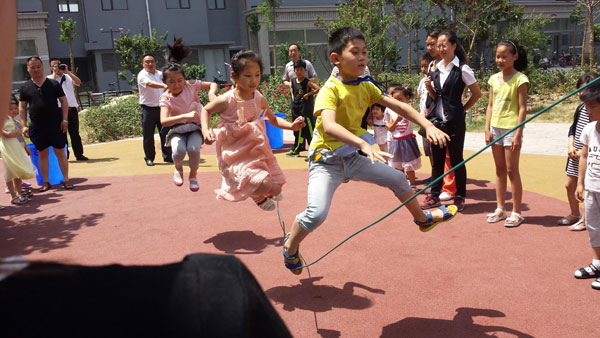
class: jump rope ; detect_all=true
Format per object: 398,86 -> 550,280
274,75 -> 600,271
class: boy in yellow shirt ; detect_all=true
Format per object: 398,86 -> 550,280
282,27 -> 458,274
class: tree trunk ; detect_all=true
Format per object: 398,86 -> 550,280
589,7 -> 595,71
582,17 -> 588,68
407,32 -> 412,75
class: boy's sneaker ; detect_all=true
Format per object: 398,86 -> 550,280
592,278 -> 600,290
439,191 -> 454,201
574,263 -> 600,279
420,195 -> 441,209
453,196 -> 465,212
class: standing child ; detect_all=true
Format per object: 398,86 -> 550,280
201,50 -> 306,211
417,53 -> 435,175
561,72 -> 599,231
1,94 -> 35,205
282,27 -> 457,275
386,84 -> 421,189
484,40 -> 529,227
288,59 -> 320,159
370,103 -> 389,154
574,80 -> 600,291
159,37 -> 218,192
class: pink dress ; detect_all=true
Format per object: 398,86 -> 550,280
214,90 -> 285,201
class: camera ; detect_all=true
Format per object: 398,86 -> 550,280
59,64 -> 66,71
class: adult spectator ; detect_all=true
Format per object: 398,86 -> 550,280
19,57 -> 73,191
137,54 -> 172,166
48,58 -> 88,161
283,44 -> 318,155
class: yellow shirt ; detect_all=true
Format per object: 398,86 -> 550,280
488,71 -> 529,128
311,76 -> 384,151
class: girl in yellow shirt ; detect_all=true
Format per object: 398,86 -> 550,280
484,40 -> 529,227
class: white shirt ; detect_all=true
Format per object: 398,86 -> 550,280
417,77 -> 427,116
137,69 -> 164,107
282,59 -> 317,83
330,66 -> 371,78
580,121 -> 600,192
47,73 -> 78,108
434,56 -> 476,120
386,108 -> 414,139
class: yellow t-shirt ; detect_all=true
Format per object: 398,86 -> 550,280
311,76 -> 384,151
488,71 -> 529,129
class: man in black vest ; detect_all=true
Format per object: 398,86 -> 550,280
19,57 -> 73,191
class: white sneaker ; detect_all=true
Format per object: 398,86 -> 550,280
439,192 -> 454,201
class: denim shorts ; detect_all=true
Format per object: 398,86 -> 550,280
295,150 -> 411,233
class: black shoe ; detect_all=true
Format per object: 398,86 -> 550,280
163,155 -> 173,163
145,158 -> 155,166
75,155 -> 89,161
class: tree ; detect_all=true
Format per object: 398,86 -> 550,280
570,4 -> 587,67
258,0 -> 282,72
114,27 -> 168,86
58,17 -> 78,71
577,0 -> 600,70
389,0 -> 432,74
489,10 -> 553,54
316,0 -> 400,75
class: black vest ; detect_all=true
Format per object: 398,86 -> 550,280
427,61 -> 466,126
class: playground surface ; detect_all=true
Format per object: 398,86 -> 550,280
1,123 -> 598,338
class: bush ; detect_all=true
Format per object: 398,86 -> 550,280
82,94 -> 142,143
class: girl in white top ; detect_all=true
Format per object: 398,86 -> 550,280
484,40 -> 529,227
370,103 -> 389,153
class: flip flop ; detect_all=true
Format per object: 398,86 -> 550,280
568,219 -> 586,231
283,233 -> 304,275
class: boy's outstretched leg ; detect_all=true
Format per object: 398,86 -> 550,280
283,220 -> 309,275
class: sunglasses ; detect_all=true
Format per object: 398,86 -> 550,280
36,87 -> 43,97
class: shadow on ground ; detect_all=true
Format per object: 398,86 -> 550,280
203,230 -> 282,254
0,213 -> 104,256
380,307 -> 534,338
265,276 -> 385,312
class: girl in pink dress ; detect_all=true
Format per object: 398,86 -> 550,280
201,50 -> 305,210
159,38 -> 218,192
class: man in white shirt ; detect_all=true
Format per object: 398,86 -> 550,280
48,58 -> 88,161
137,54 -> 171,166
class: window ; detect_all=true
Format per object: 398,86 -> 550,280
16,40 -> 38,57
167,0 -> 190,9
13,40 -> 38,83
207,0 -> 225,9
102,0 -> 128,10
58,0 -> 79,12
101,53 -> 119,72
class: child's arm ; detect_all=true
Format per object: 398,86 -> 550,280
511,82 -> 528,152
260,96 -> 305,131
1,127 -> 20,138
19,101 -> 29,137
321,109 -> 389,164
576,144 -> 588,202
159,99 -> 198,127
568,137 -> 578,158
424,76 -> 436,99
200,95 -> 229,145
303,82 -> 321,100
378,95 -> 449,147
288,82 -> 294,101
484,88 -> 494,144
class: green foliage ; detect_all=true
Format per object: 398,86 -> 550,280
58,17 -> 78,44
182,63 -> 206,80
276,41 -> 307,69
318,0 -> 401,75
81,95 -> 142,143
259,71 -> 291,114
489,11 -> 553,53
114,28 -> 168,86
248,13 -> 261,34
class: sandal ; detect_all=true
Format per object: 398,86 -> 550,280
592,278 -> 600,290
257,197 -> 275,211
62,181 -> 74,190
415,205 -> 458,232
39,183 -> 51,192
505,212 -> 525,228
189,177 -> 199,192
283,233 -> 304,275
574,263 -> 600,279
10,195 -> 28,205
568,219 -> 586,231
558,214 -> 581,225
173,170 -> 184,186
486,208 -> 507,223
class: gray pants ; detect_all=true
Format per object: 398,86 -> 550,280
171,131 -> 203,172
585,191 -> 600,247
296,151 -> 411,233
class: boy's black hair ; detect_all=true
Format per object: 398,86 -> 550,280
163,37 -> 190,81
389,83 -> 414,100
580,74 -> 600,103
497,40 -> 528,72
293,59 -> 307,69
329,27 -> 365,55
421,52 -> 434,63
230,50 -> 263,75
577,72 -> 600,89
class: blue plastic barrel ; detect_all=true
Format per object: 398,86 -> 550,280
264,112 -> 285,149
27,143 -> 66,186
